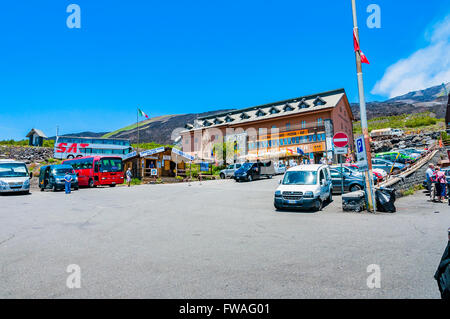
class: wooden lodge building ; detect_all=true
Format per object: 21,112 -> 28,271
123,146 -> 194,181
180,88 -> 355,164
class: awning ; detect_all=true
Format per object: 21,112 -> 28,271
171,148 -> 195,163
140,146 -> 165,157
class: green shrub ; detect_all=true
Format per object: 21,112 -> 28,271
400,184 -> 424,196
123,178 -> 141,185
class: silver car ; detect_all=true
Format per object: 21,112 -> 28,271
219,163 -> 242,179
0,159 -> 32,194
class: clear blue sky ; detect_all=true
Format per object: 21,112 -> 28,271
1,0 -> 449,140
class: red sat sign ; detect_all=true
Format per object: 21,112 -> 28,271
333,132 -> 349,148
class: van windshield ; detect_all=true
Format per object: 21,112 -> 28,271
282,171 -> 317,185
53,168 -> 75,175
0,163 -> 29,178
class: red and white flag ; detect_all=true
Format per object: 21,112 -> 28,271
353,29 -> 370,64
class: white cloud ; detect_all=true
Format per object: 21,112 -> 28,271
372,14 -> 450,98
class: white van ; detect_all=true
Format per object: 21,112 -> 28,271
0,159 -> 32,194
274,164 -> 332,211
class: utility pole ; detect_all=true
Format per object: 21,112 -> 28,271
351,0 -> 376,212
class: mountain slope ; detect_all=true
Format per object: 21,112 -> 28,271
104,110 -> 233,144
351,82 -> 449,120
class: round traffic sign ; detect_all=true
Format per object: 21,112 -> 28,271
333,132 -> 349,148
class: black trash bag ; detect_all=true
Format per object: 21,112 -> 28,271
375,187 -> 396,213
434,241 -> 450,300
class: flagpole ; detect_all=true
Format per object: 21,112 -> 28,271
351,0 -> 376,212
137,107 -> 140,179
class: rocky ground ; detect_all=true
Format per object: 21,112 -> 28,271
0,145 -> 54,163
370,131 -> 442,153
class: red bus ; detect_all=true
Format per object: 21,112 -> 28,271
62,156 -> 124,187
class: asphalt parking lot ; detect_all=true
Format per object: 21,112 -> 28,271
0,176 -> 449,298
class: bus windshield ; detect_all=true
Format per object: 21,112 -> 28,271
0,163 -> 29,178
99,158 -> 123,172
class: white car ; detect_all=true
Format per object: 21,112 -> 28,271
274,164 -> 332,211
219,163 -> 242,179
0,159 -> 32,194
274,162 -> 287,175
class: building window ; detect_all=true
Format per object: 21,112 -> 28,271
283,103 -> 294,112
318,118 -> 323,126
270,107 -> 279,114
286,122 -> 291,130
301,120 -> 306,128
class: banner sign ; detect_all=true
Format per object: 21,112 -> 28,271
172,148 -> 195,161
123,151 -> 137,160
150,168 -> 158,176
200,162 -> 209,172
140,147 -> 165,157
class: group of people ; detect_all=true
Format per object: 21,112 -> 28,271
425,164 -> 448,203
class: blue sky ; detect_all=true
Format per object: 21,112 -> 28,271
0,0 -> 449,140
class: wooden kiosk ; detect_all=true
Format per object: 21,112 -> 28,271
123,146 -> 188,181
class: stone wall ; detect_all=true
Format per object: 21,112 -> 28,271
0,145 -> 54,163
383,149 -> 447,197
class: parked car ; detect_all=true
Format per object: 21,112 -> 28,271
219,163 -> 242,179
0,159 -> 32,194
395,148 -> 423,160
234,161 -> 275,182
371,158 -> 405,175
274,164 -> 332,211
342,163 -> 383,182
372,168 -> 387,179
39,164 -> 79,192
329,167 -> 375,194
274,162 -> 287,175
375,152 -> 416,164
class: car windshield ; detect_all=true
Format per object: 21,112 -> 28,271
99,158 -> 123,172
238,163 -> 254,172
282,171 -> 317,185
0,163 -> 29,178
53,168 -> 75,175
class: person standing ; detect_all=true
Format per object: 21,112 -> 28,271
64,171 -> 73,194
126,167 -> 133,187
435,167 -> 447,203
426,164 -> 435,193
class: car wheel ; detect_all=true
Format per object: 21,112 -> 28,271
88,179 -> 94,188
109,184 -> 116,187
392,168 -> 401,175
326,192 -> 332,203
349,184 -> 362,192
74,187 -> 79,190
314,199 -> 323,212
268,175 -> 273,179
53,185 -> 58,192
220,173 -> 225,179
67,155 -> 74,159
40,187 -> 44,192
